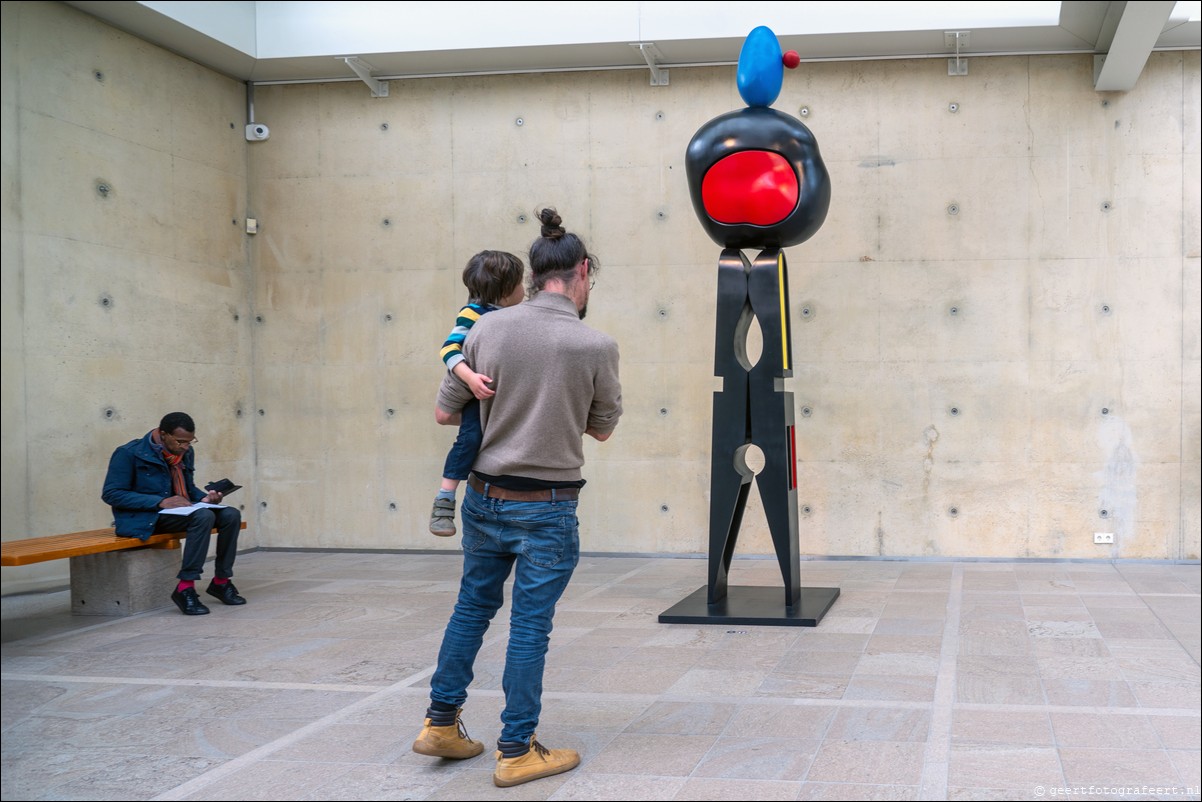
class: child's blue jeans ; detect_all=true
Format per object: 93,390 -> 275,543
442,399 -> 482,481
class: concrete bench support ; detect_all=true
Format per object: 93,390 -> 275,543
71,546 -> 185,616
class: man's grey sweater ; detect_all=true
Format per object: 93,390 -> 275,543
436,291 -> 623,483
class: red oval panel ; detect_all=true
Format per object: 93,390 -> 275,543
701,151 -> 799,226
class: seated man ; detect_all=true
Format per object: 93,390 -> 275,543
101,411 -> 245,616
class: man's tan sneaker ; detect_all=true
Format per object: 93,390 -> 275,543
412,713 -> 484,759
493,737 -> 580,787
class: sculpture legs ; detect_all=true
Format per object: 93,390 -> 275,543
662,248 -> 837,626
708,250 -> 754,603
747,249 -> 801,608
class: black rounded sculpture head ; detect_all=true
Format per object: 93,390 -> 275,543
685,27 -> 831,250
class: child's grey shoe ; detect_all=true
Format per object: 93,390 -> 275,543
429,497 -> 457,536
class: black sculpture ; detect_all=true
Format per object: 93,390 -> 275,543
660,26 -> 840,627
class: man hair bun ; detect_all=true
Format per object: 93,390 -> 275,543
538,208 -> 564,239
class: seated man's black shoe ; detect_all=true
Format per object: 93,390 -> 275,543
205,580 -> 247,606
172,587 -> 210,616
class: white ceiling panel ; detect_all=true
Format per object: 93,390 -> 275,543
62,1 -> 1200,88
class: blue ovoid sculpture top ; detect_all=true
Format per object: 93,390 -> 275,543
737,25 -> 787,107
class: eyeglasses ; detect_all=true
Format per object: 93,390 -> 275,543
164,434 -> 197,446
589,277 -> 596,290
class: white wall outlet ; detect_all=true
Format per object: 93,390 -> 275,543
1094,532 -> 1115,544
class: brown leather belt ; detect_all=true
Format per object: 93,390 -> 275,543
468,474 -> 580,501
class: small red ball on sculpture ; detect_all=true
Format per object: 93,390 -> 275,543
782,50 -> 800,69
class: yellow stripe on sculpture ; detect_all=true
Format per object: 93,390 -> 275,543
777,252 -> 789,371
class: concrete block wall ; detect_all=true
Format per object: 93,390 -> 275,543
2,2 -> 1198,595
246,50 -> 1200,562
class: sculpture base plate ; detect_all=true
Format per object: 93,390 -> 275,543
658,585 -> 840,627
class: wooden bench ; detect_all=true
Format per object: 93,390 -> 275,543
2,522 -> 247,616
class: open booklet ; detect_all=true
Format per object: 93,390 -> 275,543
158,501 -> 228,516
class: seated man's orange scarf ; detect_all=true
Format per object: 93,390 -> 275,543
150,430 -> 188,498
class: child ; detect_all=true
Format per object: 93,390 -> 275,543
430,250 -> 526,536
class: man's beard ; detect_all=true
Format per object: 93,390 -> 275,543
578,304 -> 587,320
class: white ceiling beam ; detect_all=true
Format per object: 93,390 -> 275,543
1093,0 -> 1178,91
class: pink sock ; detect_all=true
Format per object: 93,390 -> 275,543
212,577 -> 229,585
177,580 -> 195,592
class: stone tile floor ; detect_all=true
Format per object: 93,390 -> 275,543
2,552 -> 1198,801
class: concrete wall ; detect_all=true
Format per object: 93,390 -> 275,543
2,2 -> 1199,594
1,1 -> 255,592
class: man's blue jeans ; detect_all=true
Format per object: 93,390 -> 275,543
429,484 -> 580,744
